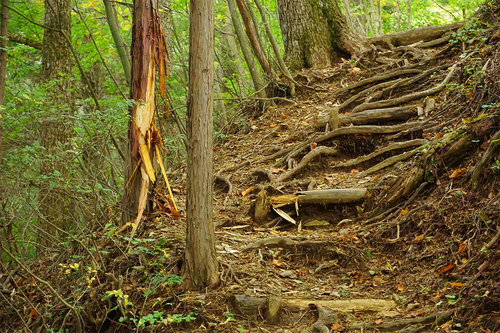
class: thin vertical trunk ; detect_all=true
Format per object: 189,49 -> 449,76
0,0 -> 8,165
376,0 -> 382,35
253,0 -> 295,90
0,0 -> 9,270
227,0 -> 267,99
368,0 -> 377,36
183,0 -> 219,290
235,0 -> 274,78
39,0 -> 73,246
222,7 -> 250,93
396,0 -> 401,32
406,0 -> 411,30
103,0 -> 131,85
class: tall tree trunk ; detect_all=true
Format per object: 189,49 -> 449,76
235,0 -> 274,78
254,0 -> 295,90
396,0 -> 401,32
277,0 -> 362,70
183,0 -> 219,290
406,0 -> 412,30
122,0 -> 167,225
103,0 -> 131,85
227,0 -> 267,99
376,0 -> 382,35
222,6 -> 250,94
0,0 -> 8,166
39,0 -> 73,246
0,0 -> 9,271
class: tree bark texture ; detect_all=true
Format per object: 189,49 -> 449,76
103,0 -> 131,85
122,0 -> 167,225
0,0 -> 8,165
39,0 -> 74,244
183,0 -> 219,289
235,0 -> 274,78
277,0 -> 361,70
227,0 -> 266,99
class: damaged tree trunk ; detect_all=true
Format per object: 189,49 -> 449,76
122,0 -> 168,225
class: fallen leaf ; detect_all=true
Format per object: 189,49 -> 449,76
350,169 -> 360,175
331,323 -> 342,331
400,208 -> 409,216
457,242 -> 467,254
449,168 -> 467,178
439,263 -> 456,274
414,234 -> 424,242
397,284 -> 405,291
30,309 -> 38,319
269,123 -> 277,128
375,318 -> 384,325
281,112 -> 288,119
310,142 -> 317,150
450,282 -> 463,288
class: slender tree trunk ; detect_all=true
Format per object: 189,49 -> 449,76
222,7 -> 250,94
0,0 -> 8,166
376,0 -> 382,35
103,0 -> 131,85
39,0 -> 74,246
406,0 -> 412,30
0,0 -> 9,271
235,0 -> 274,78
277,0 -> 362,70
227,0 -> 266,99
253,0 -> 294,89
396,0 -> 401,32
183,0 -> 219,290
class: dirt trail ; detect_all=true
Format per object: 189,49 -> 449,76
205,27 -> 499,332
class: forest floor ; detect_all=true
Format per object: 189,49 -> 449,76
1,5 -> 499,333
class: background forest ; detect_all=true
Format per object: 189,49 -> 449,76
0,0 -> 483,260
0,0 -> 499,332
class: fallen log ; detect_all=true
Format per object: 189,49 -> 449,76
314,106 -> 416,128
367,23 -> 463,47
232,295 -> 396,319
270,188 -> 367,208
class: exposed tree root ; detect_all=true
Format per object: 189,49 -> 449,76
332,139 -> 428,169
367,22 -> 463,47
281,122 -> 423,166
242,236 -> 335,252
357,148 -> 421,177
351,309 -> 455,331
315,106 -> 416,128
471,129 -> 500,191
334,67 -> 422,96
338,78 -> 404,111
352,64 -> 458,113
278,146 -> 337,181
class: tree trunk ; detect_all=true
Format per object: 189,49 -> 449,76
227,0 -> 267,99
0,0 -> 8,165
122,0 -> 167,225
277,0 -> 362,70
39,0 -> 74,246
396,0 -> 401,32
183,0 -> 219,290
235,0 -> 274,78
406,0 -> 412,30
0,0 -> 9,271
103,0 -> 131,85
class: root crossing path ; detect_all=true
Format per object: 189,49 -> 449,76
210,28 -> 499,332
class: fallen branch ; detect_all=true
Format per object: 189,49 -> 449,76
270,188 -> 367,208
